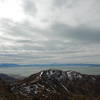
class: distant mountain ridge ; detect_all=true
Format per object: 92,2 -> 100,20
0,63 -> 20,67
0,63 -> 100,67
0,73 -> 17,83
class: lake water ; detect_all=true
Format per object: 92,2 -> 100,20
0,66 -> 100,76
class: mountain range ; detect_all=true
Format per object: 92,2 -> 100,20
0,63 -> 100,67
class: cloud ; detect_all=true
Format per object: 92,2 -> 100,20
0,0 -> 25,22
0,0 -> 100,64
53,0 -> 78,8
53,0 -> 67,8
22,0 -> 37,16
49,23 -> 100,43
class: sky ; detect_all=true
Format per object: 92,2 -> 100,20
0,0 -> 100,64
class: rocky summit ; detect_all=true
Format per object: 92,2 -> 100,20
0,69 -> 100,100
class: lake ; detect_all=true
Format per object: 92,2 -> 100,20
0,66 -> 100,76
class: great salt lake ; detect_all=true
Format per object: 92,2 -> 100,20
0,66 -> 100,76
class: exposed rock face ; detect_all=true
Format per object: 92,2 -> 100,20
11,69 -> 100,100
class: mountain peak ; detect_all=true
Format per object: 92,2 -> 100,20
11,69 -> 100,100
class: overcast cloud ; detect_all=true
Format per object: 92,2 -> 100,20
0,0 -> 100,64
